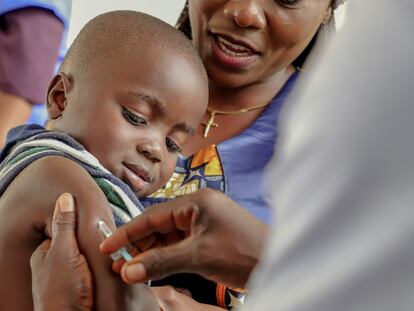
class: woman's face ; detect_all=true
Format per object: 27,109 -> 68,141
189,0 -> 332,88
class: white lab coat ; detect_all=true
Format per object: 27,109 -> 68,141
243,0 -> 414,310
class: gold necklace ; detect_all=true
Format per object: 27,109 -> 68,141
202,102 -> 271,138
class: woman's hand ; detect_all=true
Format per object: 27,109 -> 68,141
100,188 -> 268,288
30,193 -> 93,311
151,286 -> 225,311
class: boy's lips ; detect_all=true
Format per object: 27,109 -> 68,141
122,163 -> 152,192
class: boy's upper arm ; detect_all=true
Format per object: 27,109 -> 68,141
6,155 -> 157,311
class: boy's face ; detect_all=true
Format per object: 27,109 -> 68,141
48,46 -> 208,197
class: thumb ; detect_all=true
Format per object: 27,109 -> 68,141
50,193 -> 78,251
121,239 -> 194,284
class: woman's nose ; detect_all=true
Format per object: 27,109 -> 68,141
223,0 -> 266,29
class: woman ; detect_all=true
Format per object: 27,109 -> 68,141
144,0 -> 336,222
140,0 -> 343,308
32,0 -> 345,310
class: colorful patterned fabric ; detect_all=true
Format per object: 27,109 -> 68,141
142,72 -> 299,223
148,144 -> 224,200
0,124 -> 143,227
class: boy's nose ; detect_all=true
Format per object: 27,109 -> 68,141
223,0 -> 266,29
137,139 -> 163,163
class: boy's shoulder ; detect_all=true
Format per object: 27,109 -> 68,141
0,124 -> 47,158
0,154 -> 110,235
0,124 -> 143,227
0,124 -> 96,200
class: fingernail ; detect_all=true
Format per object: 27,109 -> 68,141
124,263 -> 146,282
58,193 -> 75,212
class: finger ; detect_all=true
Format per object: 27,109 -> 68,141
112,247 -> 139,273
112,258 -> 126,274
100,201 -> 195,254
50,193 -> 78,252
135,234 -> 158,252
30,239 -> 52,268
120,239 -> 194,284
33,239 -> 52,254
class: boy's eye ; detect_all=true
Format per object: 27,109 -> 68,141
122,107 -> 147,126
277,0 -> 300,6
166,137 -> 182,153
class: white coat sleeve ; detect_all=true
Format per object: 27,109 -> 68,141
243,0 -> 414,310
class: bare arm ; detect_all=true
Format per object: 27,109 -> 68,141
0,156 -> 157,311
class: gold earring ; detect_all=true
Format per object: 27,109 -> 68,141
322,6 -> 333,25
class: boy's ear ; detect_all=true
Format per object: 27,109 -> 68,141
47,72 -> 73,119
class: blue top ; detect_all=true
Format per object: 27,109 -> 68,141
0,0 -> 73,124
0,0 -> 71,26
142,72 -> 299,224
218,72 -> 298,222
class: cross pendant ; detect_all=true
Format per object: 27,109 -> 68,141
203,111 -> 218,138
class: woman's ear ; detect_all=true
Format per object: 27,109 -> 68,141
322,6 -> 333,25
47,72 -> 73,120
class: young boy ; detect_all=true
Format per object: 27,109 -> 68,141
0,10 -> 208,310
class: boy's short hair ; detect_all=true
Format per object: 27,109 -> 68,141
61,10 -> 207,82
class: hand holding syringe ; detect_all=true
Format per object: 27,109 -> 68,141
97,220 -> 133,262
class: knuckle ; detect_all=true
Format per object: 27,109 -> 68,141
69,254 -> 87,270
199,187 -> 218,200
146,247 -> 175,278
197,188 -> 220,212
205,189 -> 221,205
76,278 -> 92,297
147,250 -> 164,274
71,279 -> 93,309
192,240 -> 207,266
53,213 -> 76,230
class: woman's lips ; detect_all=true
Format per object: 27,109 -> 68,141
210,34 -> 260,69
123,163 -> 150,192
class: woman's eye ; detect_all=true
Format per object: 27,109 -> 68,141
166,137 -> 182,153
122,107 -> 147,126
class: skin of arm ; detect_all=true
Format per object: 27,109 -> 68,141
0,156 -> 158,311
